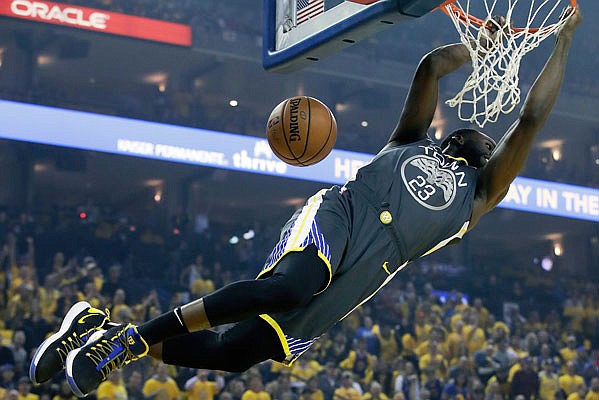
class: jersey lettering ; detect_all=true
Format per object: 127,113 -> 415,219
456,171 -> 467,187
401,153 -> 461,210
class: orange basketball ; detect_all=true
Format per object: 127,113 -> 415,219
266,96 -> 337,167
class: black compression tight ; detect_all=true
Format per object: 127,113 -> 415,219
161,244 -> 328,371
161,317 -> 284,372
202,244 -> 327,326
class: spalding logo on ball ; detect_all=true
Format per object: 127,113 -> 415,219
266,96 -> 337,167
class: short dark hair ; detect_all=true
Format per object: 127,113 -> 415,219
440,128 -> 483,149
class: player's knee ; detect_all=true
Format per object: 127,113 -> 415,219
268,274 -> 312,311
282,283 -> 312,309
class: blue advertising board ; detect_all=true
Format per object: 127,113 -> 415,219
0,100 -> 597,222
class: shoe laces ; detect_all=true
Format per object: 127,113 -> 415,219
84,325 -> 138,380
55,308 -> 111,363
56,332 -> 84,363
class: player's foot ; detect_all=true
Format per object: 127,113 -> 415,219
29,301 -> 111,385
66,323 -> 148,397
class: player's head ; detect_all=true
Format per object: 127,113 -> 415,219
440,128 -> 496,168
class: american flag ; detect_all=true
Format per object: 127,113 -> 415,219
296,0 -> 325,25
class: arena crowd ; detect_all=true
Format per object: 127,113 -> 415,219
0,206 -> 597,400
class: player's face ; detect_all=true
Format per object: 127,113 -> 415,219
456,132 -> 496,168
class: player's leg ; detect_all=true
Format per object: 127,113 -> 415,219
64,245 -> 327,396
156,317 -> 285,372
138,243 -> 328,344
66,317 -> 283,395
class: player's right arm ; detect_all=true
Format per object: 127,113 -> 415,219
387,43 -> 470,146
470,8 -> 581,227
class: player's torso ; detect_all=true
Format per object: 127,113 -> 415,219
271,139 -> 479,340
346,138 -> 479,262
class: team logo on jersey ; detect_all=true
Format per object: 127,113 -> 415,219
401,154 -> 458,210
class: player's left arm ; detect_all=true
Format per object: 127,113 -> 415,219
470,8 -> 582,227
387,43 -> 471,146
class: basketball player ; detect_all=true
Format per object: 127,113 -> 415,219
30,7 -> 581,397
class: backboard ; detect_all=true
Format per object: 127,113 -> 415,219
263,0 -> 447,72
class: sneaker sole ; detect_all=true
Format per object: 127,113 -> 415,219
65,330 -> 105,398
29,301 -> 91,385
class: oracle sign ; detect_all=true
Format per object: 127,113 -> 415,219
10,0 -> 109,29
0,0 -> 192,46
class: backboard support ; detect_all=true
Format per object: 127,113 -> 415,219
263,0 -> 447,72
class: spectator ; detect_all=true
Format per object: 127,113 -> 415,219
563,298 -> 585,336
560,361 -> 585,396
537,344 -> 560,373
441,372 -> 470,400
300,377 -> 324,400
184,369 -> 224,400
486,366 -> 511,400
290,358 -> 316,390
102,264 -> 123,299
494,338 -> 519,371
510,357 -> 540,400
566,384 -> 588,400
586,378 -> 599,400
447,320 -> 465,361
419,342 -> 447,381
354,317 -> 379,357
0,364 -> 16,390
228,379 -> 246,400
539,360 -> 561,400
484,380 -> 503,400
318,362 -> 339,400
422,368 -> 442,400
373,324 -> 398,364
560,337 -> 580,368
394,363 -> 419,400
4,389 -> 19,400
96,370 -> 127,400
272,371 -> 297,400
16,376 -> 38,400
340,339 -> 375,387
125,371 -> 144,400
334,372 -> 362,400
8,331 -> 27,376
448,357 -> 471,383
371,359 -> 394,397
142,362 -> 181,400
362,382 -> 389,400
51,380 -> 77,400
37,274 -> 60,324
109,289 -> 132,324
324,333 -> 350,364
191,265 -> 215,299
242,375 -> 270,400
180,254 -> 205,291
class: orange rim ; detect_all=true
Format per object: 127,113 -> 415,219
437,0 -> 576,34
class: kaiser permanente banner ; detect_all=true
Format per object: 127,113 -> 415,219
0,100 -> 597,222
0,0 -> 192,46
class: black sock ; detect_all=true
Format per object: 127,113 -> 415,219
137,307 -> 189,346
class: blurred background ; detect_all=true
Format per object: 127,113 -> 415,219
0,1 -> 597,400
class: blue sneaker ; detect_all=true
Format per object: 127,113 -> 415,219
29,301 -> 110,385
66,324 -> 149,397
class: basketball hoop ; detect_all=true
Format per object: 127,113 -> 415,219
438,0 -> 577,127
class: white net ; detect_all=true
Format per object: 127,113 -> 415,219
443,0 -> 574,127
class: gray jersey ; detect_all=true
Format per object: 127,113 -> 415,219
258,138 -> 479,363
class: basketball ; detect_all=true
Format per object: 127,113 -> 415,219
266,96 -> 337,167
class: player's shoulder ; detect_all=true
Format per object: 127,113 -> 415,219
383,136 -> 434,151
